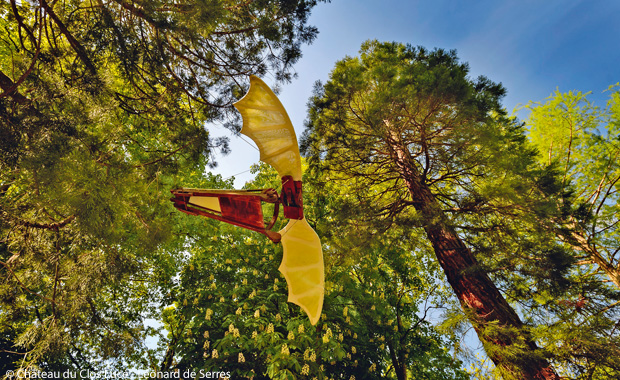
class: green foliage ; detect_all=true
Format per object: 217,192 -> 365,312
517,87 -> 620,378
302,40 -> 567,378
4,3 -> 618,377
0,0 -> 325,371
301,40 -> 541,235
523,88 -> 620,287
163,163 -> 468,379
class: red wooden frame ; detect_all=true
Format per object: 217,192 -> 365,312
170,177 -> 304,243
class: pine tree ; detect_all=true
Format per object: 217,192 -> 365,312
0,0 -> 326,370
302,40 -> 561,379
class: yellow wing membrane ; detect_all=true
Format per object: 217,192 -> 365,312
278,219 -> 324,325
234,76 -> 324,325
234,76 -> 302,181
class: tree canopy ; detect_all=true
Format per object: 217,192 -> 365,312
2,3 -> 620,378
0,0 -> 326,371
163,163 -> 468,380
524,88 -> 620,289
302,40 -> 620,379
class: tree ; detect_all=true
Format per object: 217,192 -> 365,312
164,163 -> 469,380
0,0 -> 326,370
524,88 -> 620,289
517,88 -> 620,378
302,40 -> 562,379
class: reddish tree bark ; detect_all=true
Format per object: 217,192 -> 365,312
390,137 -> 560,380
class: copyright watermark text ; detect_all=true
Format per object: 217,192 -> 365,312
5,370 -> 130,379
4,369 -> 231,379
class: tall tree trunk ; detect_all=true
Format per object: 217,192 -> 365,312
389,139 -> 560,380
388,341 -> 407,380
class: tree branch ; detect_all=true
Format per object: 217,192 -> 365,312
0,260 -> 56,305
21,215 -> 76,231
39,0 -> 97,75
0,70 -> 33,106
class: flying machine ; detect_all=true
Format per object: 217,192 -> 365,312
170,76 -> 324,325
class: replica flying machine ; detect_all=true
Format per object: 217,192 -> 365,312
170,76 -> 324,325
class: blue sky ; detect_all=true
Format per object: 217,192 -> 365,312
211,0 -> 620,185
